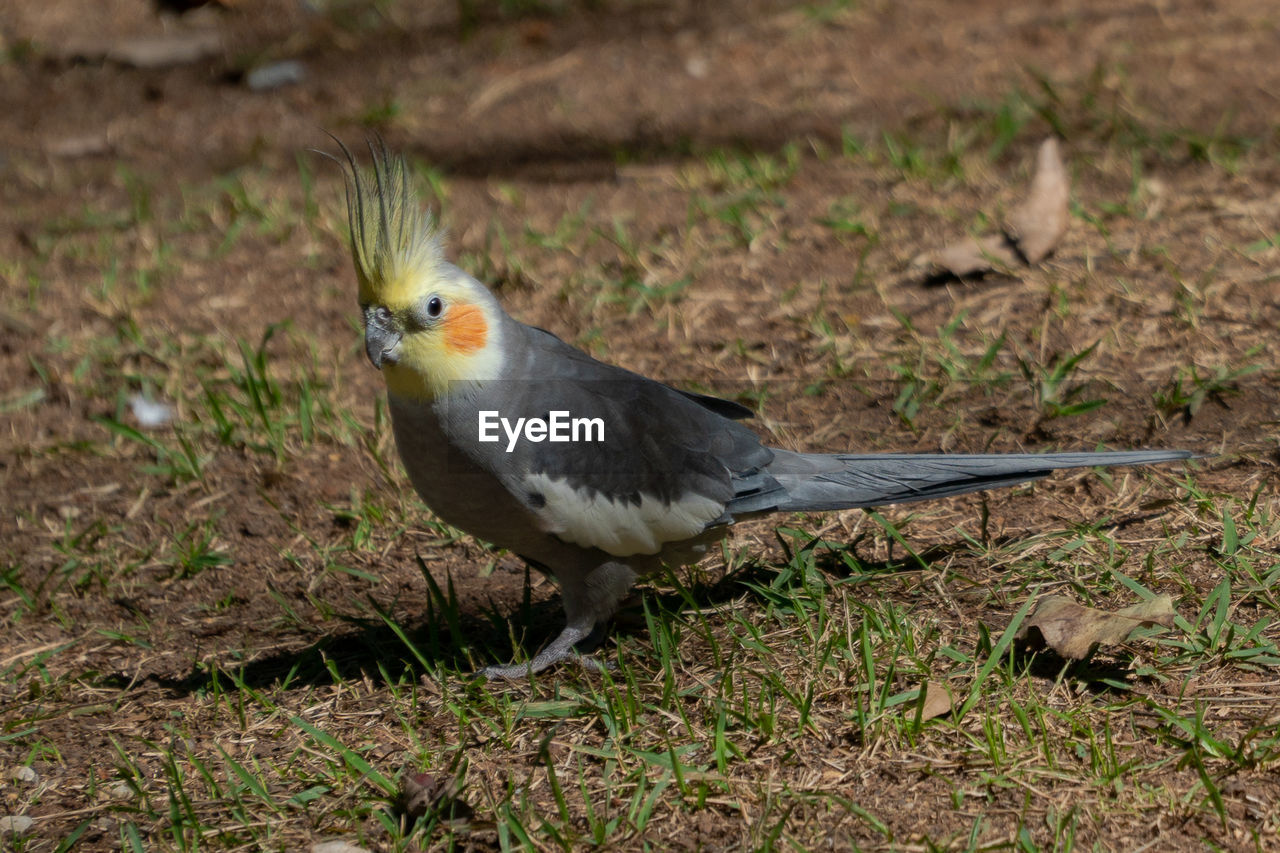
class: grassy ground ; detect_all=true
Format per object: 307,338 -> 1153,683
2,0 -> 1279,850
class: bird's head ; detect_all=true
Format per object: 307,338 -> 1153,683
334,141 -> 503,400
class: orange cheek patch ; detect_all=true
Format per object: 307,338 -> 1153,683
443,305 -> 488,353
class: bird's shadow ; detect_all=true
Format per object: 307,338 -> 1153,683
153,578 -> 565,695
153,545 -> 907,695
152,533 -> 1134,696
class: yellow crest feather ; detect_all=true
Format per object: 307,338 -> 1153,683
331,138 -> 445,308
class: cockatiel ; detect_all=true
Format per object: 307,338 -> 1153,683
331,141 -> 1190,679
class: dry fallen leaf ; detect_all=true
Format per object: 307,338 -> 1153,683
0,816 -> 34,839
917,136 -> 1070,277
311,841 -> 370,853
396,770 -> 474,824
917,680 -> 955,721
62,31 -> 221,69
47,134 -> 113,159
1015,594 -> 1178,661
922,234 -> 1021,278
1007,138 -> 1070,264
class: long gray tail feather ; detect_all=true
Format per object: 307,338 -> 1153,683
728,449 -> 1191,517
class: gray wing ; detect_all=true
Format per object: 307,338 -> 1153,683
489,327 -> 772,555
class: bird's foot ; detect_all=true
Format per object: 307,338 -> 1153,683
478,622 -> 609,680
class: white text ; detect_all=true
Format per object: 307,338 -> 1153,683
478,410 -> 605,452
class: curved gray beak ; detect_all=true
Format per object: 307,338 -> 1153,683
364,323 -> 402,370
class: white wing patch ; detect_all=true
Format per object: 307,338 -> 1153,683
524,474 -> 725,557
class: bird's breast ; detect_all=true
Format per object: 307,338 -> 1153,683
385,391 -> 545,552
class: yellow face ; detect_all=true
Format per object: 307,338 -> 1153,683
338,143 -> 502,399
363,274 -> 503,401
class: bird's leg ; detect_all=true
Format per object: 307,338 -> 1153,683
479,619 -> 607,680
480,558 -> 634,680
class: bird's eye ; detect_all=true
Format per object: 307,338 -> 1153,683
426,295 -> 444,318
